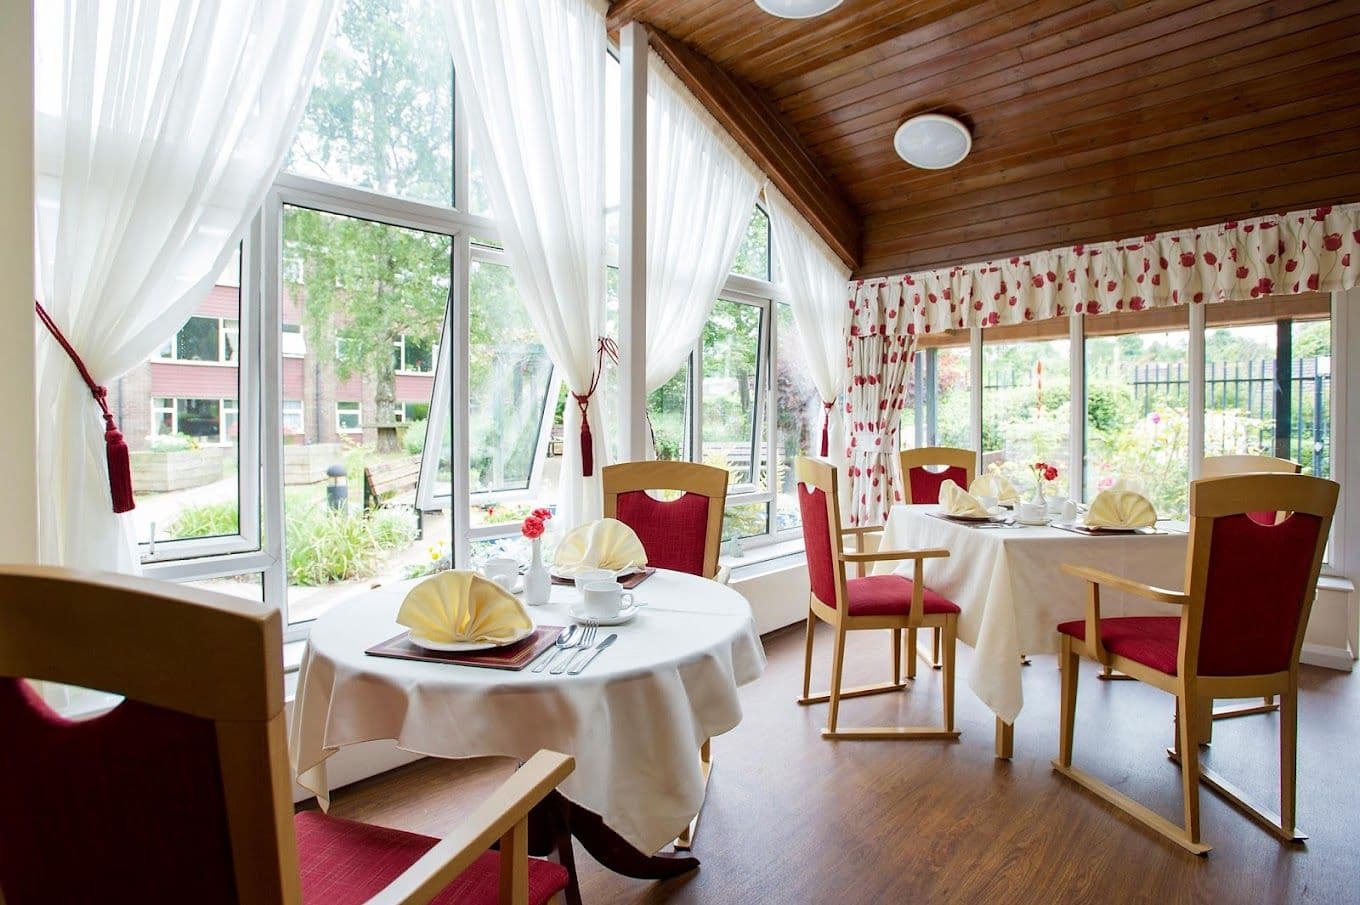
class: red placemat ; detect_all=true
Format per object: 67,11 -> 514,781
365,625 -> 565,671
551,567 -> 655,589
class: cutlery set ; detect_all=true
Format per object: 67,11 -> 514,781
530,624 -> 618,675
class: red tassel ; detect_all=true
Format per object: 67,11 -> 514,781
579,415 -> 594,477
104,416 -> 136,513
819,400 -> 835,457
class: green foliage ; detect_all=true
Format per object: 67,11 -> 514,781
167,501 -> 238,539
148,433 -> 199,452
285,504 -> 416,586
402,419 -> 427,456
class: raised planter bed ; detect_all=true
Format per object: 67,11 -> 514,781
285,442 -> 344,485
130,446 -> 226,493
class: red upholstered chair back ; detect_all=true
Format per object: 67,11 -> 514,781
1182,474 -> 1337,679
900,447 -> 977,504
796,457 -> 844,609
0,567 -> 298,904
603,461 -> 729,578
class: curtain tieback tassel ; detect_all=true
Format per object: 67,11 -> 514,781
819,399 -> 836,457
34,301 -> 136,513
572,337 -> 620,478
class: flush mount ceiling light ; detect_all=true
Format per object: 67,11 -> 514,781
893,114 -> 972,170
755,0 -> 844,18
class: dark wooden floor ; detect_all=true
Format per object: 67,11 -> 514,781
322,621 -> 1360,904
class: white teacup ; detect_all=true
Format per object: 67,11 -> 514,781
572,568 -> 615,586
1047,496 -> 1067,515
581,580 -> 634,619
976,493 -> 999,511
1061,499 -> 1079,523
483,556 -> 518,589
1018,501 -> 1046,523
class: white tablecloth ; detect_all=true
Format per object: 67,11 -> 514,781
875,506 -> 1188,724
289,570 -> 766,854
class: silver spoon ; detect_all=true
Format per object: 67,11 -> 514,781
531,624 -> 579,673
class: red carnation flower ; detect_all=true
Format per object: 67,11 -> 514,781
521,516 -> 545,540
1044,466 -> 1058,482
531,507 -> 553,521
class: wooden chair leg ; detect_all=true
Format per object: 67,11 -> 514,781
1177,693 -> 1203,847
1281,687 -> 1298,836
906,628 -> 918,679
801,612 -> 815,702
826,625 -> 848,734
941,618 -> 956,733
931,627 -> 942,670
1057,636 -> 1078,768
892,628 -> 902,686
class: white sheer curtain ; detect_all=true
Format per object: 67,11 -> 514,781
442,0 -> 608,527
34,0 -> 338,571
767,187 -> 852,466
644,54 -> 763,402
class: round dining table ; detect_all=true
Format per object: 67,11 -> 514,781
289,568 -> 766,878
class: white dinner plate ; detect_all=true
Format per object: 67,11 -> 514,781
407,623 -> 535,652
939,506 -> 1007,522
550,565 -> 644,582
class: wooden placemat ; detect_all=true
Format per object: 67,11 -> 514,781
551,568 -> 655,589
365,625 -> 565,671
1051,523 -> 1168,537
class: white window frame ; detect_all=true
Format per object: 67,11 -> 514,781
157,315 -> 238,366
335,400 -> 362,433
394,333 -> 437,375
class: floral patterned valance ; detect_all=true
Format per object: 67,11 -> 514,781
851,203 -> 1360,335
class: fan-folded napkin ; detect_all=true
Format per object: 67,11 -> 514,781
970,472 -> 1019,504
1084,490 -> 1157,529
939,479 -> 991,518
553,518 -> 648,576
396,571 -> 532,644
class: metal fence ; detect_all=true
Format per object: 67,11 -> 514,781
982,358 -> 1332,475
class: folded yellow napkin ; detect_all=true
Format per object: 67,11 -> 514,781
1084,490 -> 1157,529
553,518 -> 648,576
939,479 -> 991,518
396,571 -> 532,644
969,473 -> 1019,504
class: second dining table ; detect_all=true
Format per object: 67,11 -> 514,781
873,504 -> 1189,757
290,567 -> 766,879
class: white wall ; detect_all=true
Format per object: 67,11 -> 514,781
0,1 -> 37,564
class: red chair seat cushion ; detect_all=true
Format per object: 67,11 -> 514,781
295,811 -> 568,905
1057,616 -> 1181,676
845,574 -> 960,617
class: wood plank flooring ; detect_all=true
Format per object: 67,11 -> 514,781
317,621 -> 1360,904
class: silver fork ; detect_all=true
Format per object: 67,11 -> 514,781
531,625 -> 579,673
551,625 -> 597,675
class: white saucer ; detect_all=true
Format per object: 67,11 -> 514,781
550,565 -> 643,582
567,602 -> 641,626
1016,516 -> 1050,526
408,623 -> 535,652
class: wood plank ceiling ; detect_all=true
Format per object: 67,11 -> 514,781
607,0 -> 1360,278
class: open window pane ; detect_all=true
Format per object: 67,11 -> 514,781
776,303 -> 817,531
281,205 -> 451,623
921,341 -> 971,449
468,258 -> 556,529
1085,308 -> 1191,517
130,252 -> 244,550
287,0 -> 454,207
982,336 -> 1071,498
647,364 -> 690,461
702,299 -> 764,489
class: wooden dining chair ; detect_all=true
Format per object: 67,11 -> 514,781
0,566 -> 577,905
1052,473 -> 1337,854
1199,454 -> 1302,720
899,446 -> 977,670
795,456 -> 962,741
603,460 -> 728,581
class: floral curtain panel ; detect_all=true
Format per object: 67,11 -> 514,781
851,203 -> 1360,336
843,289 -> 914,527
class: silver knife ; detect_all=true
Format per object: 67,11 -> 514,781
566,633 -> 617,675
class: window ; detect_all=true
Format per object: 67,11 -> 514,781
775,303 -> 817,531
703,298 -> 766,490
286,0 -> 454,207
731,205 -> 770,280
394,335 -> 435,373
912,338 -> 972,449
1085,307 -> 1191,517
982,336 -> 1072,497
336,401 -> 362,432
158,316 -> 238,363
282,400 -> 305,435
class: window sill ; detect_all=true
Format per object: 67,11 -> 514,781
722,537 -> 806,582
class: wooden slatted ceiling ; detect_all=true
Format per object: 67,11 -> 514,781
608,0 -> 1360,278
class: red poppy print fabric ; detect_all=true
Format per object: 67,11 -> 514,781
844,284 -> 914,527
851,204 -> 1360,336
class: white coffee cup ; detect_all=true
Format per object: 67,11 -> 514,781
573,568 -> 615,586
976,494 -> 999,511
1018,501 -> 1046,523
1061,499 -> 1079,523
581,581 -> 633,619
483,556 -> 518,589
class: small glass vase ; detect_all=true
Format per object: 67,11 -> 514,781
524,536 -> 551,606
1031,479 -> 1047,510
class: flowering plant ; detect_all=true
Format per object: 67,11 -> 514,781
521,507 -> 552,540
1033,461 -> 1059,484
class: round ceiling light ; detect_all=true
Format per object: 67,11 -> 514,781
893,114 -> 972,170
755,0 -> 844,18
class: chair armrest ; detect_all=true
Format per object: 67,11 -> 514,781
365,750 -> 574,905
840,547 -> 950,564
840,526 -> 883,536
1060,564 -> 1190,605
